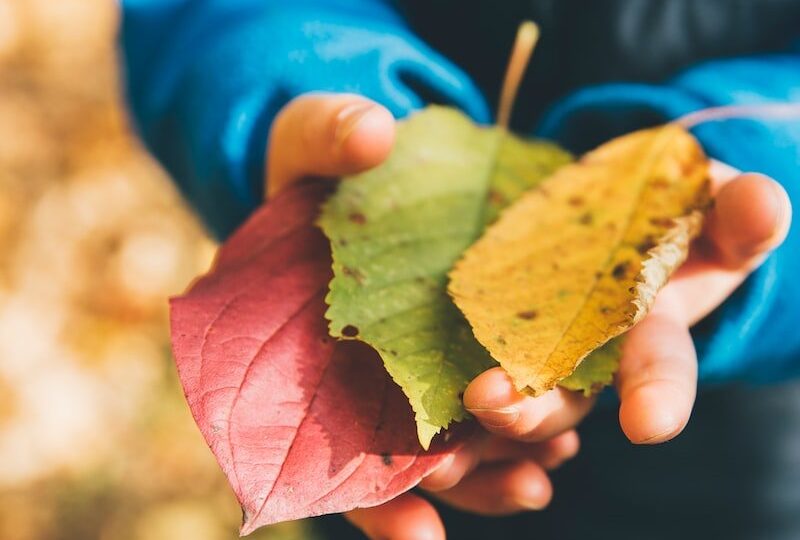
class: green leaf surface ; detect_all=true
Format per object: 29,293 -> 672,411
318,107 -> 572,447
559,339 -> 622,396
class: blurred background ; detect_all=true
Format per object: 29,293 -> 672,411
0,1 -> 317,538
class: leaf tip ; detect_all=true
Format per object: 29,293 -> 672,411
417,422 -> 442,451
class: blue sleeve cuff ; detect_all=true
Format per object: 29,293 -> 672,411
121,0 -> 489,239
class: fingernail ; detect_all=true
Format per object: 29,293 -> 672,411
766,180 -> 791,247
511,494 -> 548,511
739,175 -> 792,256
508,497 -> 547,510
466,406 -> 519,428
503,489 -> 548,511
335,102 -> 377,147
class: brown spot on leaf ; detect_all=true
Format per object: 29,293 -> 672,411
568,196 -> 584,207
342,266 -> 364,283
636,236 -> 657,254
600,306 -> 614,315
652,177 -> 671,189
649,217 -> 674,228
681,158 -> 700,175
497,336 -> 507,345
612,261 -> 631,280
578,212 -> 594,225
516,310 -> 538,320
349,212 -> 367,224
341,325 -> 359,338
488,190 -> 505,205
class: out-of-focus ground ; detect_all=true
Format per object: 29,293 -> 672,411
0,2 -> 316,539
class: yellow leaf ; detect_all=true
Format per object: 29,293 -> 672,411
449,124 -> 711,395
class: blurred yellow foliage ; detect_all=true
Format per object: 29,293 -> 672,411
0,2 -> 317,539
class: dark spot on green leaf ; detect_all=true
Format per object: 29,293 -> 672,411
343,266 -> 364,283
341,325 -> 359,338
488,190 -> 505,205
516,310 -> 538,320
349,212 -> 367,224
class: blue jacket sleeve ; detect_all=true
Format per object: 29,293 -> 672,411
536,44 -> 800,385
120,0 -> 489,239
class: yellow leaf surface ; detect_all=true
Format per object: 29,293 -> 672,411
449,124 -> 711,395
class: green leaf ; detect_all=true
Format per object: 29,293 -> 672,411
318,106 -> 572,448
559,339 -> 622,396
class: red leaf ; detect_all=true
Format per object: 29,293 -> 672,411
170,180 -> 465,534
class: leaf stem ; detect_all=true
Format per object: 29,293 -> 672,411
676,102 -> 800,129
497,20 -> 540,129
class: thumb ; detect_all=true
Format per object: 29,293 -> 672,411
266,93 -> 395,197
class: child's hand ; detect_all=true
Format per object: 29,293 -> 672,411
267,93 -> 582,540
465,161 -> 791,451
266,93 -> 396,197
267,94 -> 792,539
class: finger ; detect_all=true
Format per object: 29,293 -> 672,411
702,173 -> 791,268
266,93 -> 395,196
464,367 -> 595,442
481,429 -> 580,470
432,460 -> 552,516
419,431 -> 488,492
345,492 -> 444,540
616,292 -> 698,444
670,173 -> 792,325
